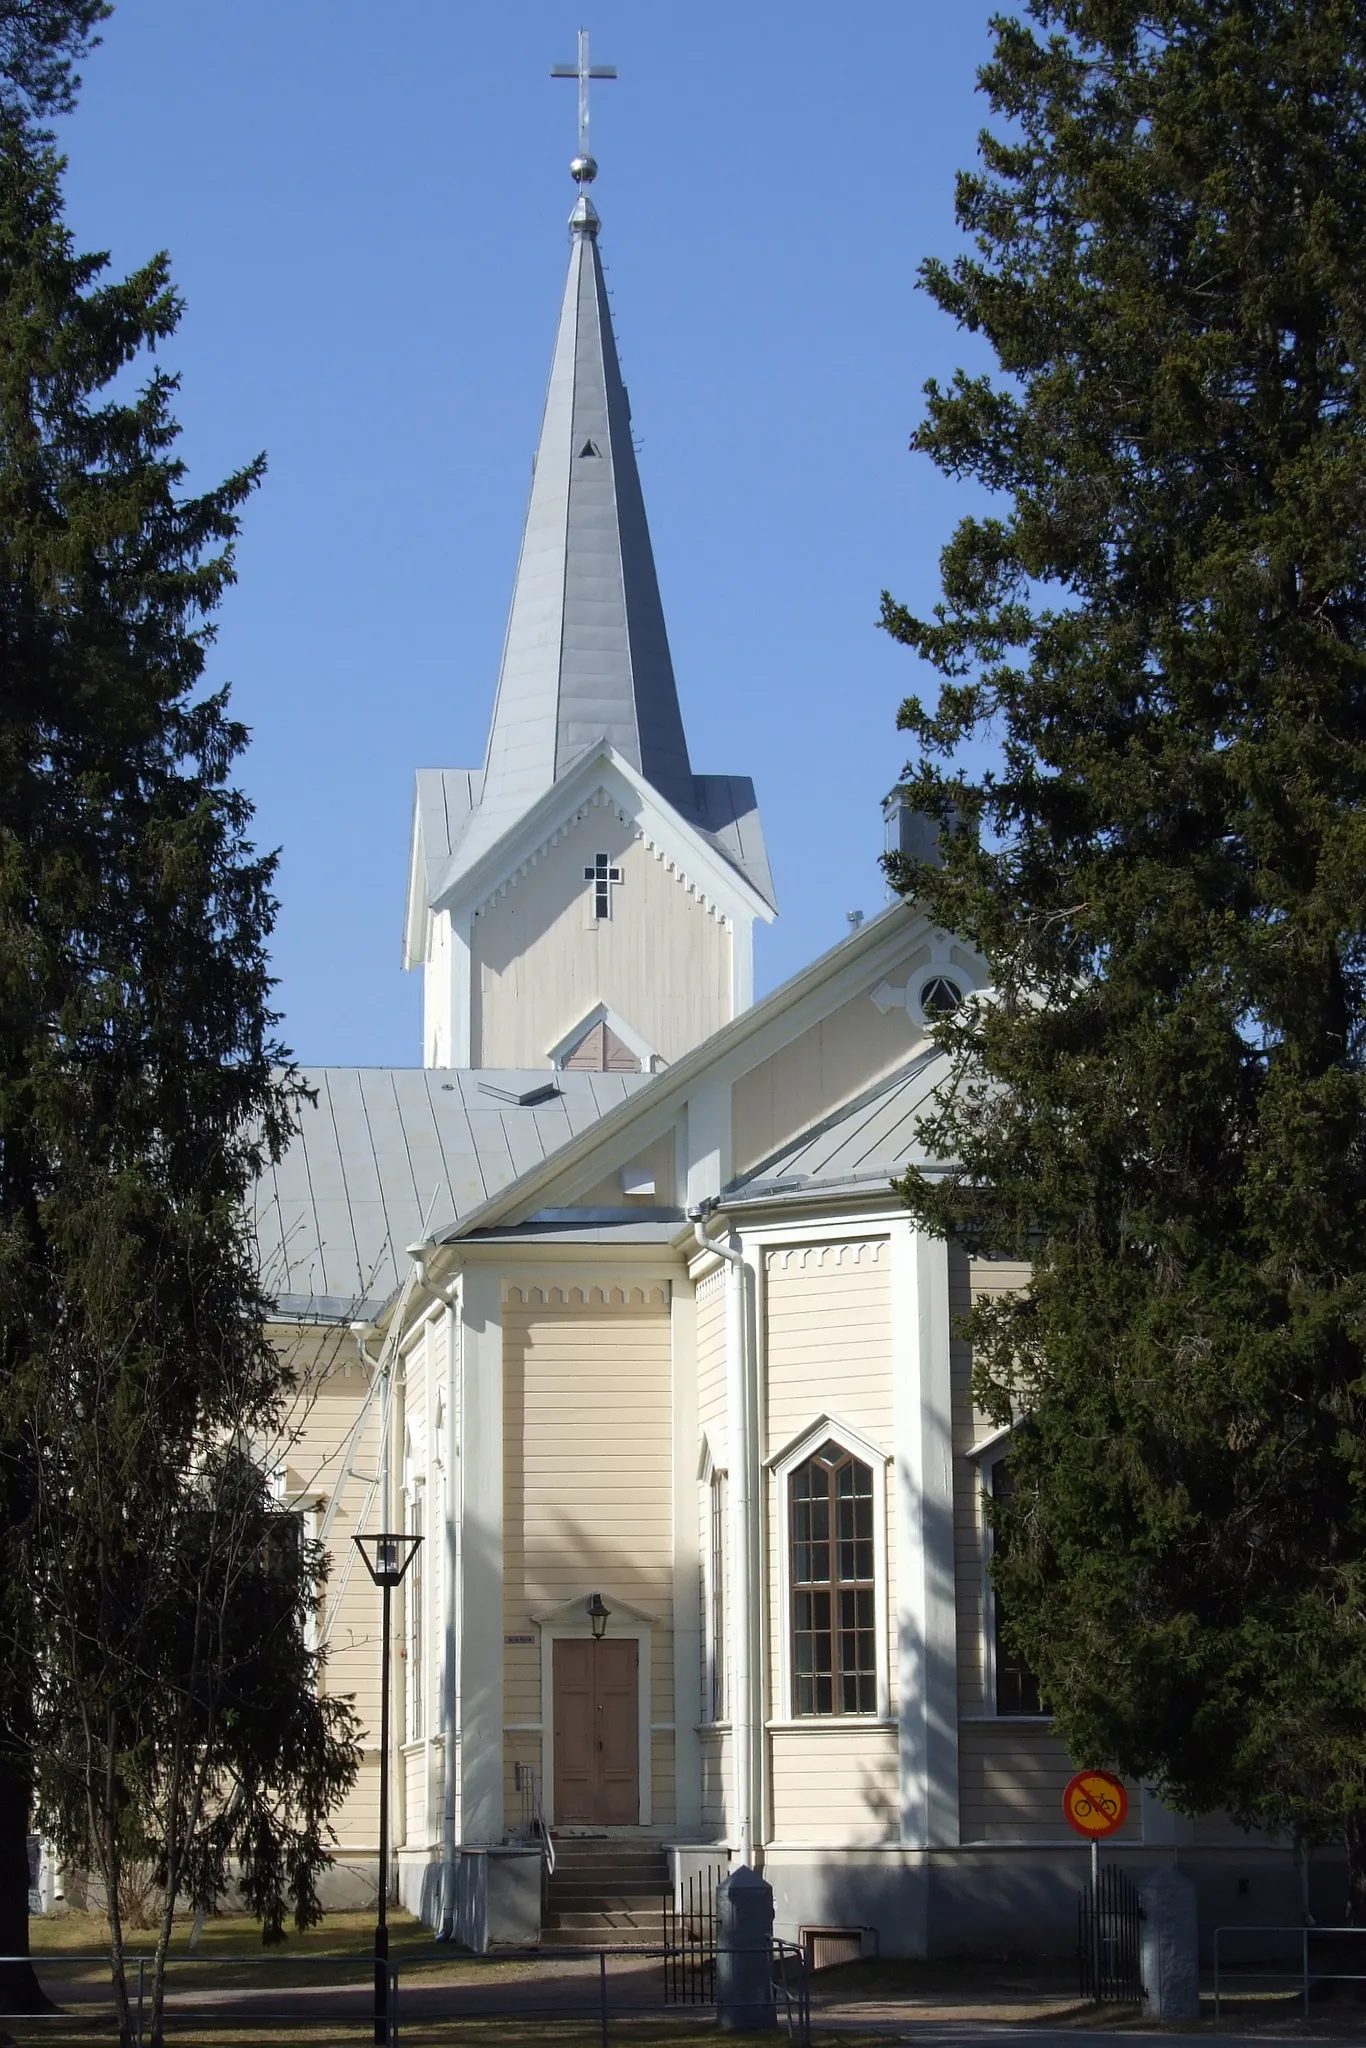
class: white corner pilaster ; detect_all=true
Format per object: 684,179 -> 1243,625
729,912 -> 754,1018
671,1280 -> 703,1834
459,1264 -> 503,1843
893,1221 -> 959,1855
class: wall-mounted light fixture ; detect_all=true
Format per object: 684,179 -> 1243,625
586,1591 -> 610,1641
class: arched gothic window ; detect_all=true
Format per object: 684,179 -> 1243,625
789,1440 -> 877,1716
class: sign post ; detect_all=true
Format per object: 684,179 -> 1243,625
1063,1770 -> 1128,1999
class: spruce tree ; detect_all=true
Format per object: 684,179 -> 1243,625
0,24 -> 358,2031
885,0 -> 1366,1903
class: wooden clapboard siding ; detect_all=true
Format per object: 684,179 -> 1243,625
763,1242 -> 893,1456
403,1745 -> 427,1844
289,1355 -> 386,1741
762,1243 -> 895,1719
338,1759 -> 380,1848
769,1726 -> 899,1843
1192,1810 -> 1261,1846
952,1253 -> 1033,1713
696,1268 -> 726,1441
699,1729 -> 731,1835
958,1722 -> 1140,1843
470,808 -> 732,1068
502,1286 -> 675,1751
731,972 -> 925,1178
651,1732 -> 677,1826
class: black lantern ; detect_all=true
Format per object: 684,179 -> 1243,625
354,1532 -> 422,2043
586,1590 -> 610,1640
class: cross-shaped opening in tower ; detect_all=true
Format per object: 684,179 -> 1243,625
585,852 -> 622,921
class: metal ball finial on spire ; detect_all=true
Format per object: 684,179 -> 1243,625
552,28 -> 616,186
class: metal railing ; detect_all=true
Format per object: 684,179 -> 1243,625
0,1951 -> 399,2046
1214,1923 -> 1366,2019
512,1760 -> 555,1876
4,1934 -> 813,2044
772,1936 -> 813,2041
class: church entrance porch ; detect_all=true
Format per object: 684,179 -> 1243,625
553,1639 -> 639,1825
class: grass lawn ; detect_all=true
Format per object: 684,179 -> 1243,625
29,1909 -> 434,1961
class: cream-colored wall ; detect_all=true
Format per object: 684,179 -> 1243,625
761,1241 -> 897,1843
471,802 -> 732,1068
268,1319 -> 393,1853
501,1284 -> 675,1824
763,1240 -> 893,1459
696,1269 -> 726,1446
700,1729 -> 731,1836
731,963 -> 928,1178
575,1127 -> 676,1210
959,1722 -> 1141,1843
769,1727 -> 900,1844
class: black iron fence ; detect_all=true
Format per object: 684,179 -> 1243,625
662,1864 -> 716,2003
1077,1863 -> 1144,2003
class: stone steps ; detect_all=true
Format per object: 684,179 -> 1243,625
543,1839 -> 670,1947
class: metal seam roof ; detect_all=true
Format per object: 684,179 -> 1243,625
252,1066 -> 653,1319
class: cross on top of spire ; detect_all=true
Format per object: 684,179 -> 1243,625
551,28 -> 616,183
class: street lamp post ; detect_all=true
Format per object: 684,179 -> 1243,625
354,1531 -> 422,2047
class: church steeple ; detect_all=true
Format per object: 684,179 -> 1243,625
475,153 -> 694,839
406,63 -> 776,1073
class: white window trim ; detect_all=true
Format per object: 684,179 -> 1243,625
546,1001 -> 659,1073
699,1461 -> 729,1726
405,1476 -> 426,1744
768,1414 -> 891,1724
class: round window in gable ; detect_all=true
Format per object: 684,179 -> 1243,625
920,974 -> 963,1018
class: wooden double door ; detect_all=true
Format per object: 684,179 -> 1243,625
552,1638 -> 639,1825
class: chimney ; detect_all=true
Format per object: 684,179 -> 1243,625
882,786 -> 958,896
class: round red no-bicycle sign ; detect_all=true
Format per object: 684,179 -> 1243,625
1062,1768 -> 1128,1838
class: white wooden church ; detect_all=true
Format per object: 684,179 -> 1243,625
254,85 -> 1293,1957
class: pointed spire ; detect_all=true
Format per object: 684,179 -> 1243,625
475,166 -> 695,834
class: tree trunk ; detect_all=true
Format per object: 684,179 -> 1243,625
0,1750 -> 54,2014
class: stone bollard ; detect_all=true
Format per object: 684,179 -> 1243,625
716,1866 -> 777,2032
1138,1866 -> 1200,2024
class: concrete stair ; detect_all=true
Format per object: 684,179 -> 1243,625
543,1838 -> 670,1948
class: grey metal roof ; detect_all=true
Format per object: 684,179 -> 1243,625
690,775 -> 776,913
458,197 -> 692,868
254,1066 -> 651,1320
410,195 -> 774,917
724,1046 -> 953,1206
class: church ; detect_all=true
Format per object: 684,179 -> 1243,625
254,80 -> 1292,1959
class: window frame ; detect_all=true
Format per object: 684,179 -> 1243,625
406,1478 -> 426,1741
981,1449 -> 1047,1720
770,1416 -> 891,1724
698,1436 -> 729,1726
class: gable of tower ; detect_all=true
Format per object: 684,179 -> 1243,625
469,791 -> 733,1069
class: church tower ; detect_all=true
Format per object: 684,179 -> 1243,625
403,84 -> 775,1073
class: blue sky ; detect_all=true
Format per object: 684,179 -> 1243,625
57,0 -> 1001,1067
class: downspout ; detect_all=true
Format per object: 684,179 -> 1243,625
410,1247 -> 463,1940
690,1203 -> 757,1869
